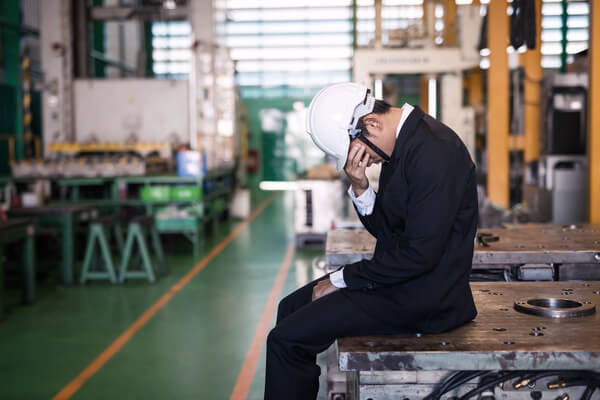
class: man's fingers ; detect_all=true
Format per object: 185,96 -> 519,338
347,143 -> 360,166
361,153 -> 370,170
352,146 -> 365,168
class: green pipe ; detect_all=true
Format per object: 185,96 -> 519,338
0,0 -> 24,161
560,0 -> 568,72
144,21 -> 154,78
92,0 -> 106,78
90,50 -> 136,75
0,17 -> 38,37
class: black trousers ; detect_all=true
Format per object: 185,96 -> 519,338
264,275 -> 403,400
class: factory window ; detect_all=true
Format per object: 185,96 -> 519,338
478,0 -> 589,71
355,0 -> 439,47
540,0 -> 589,69
215,0 -> 443,92
152,21 -> 192,78
215,2 -> 355,90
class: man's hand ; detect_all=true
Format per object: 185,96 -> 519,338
344,141 -> 370,197
312,279 -> 340,301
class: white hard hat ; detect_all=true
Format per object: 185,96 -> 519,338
306,83 -> 376,172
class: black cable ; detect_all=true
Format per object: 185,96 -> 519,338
443,371 -> 498,396
459,372 -> 524,400
428,370 -> 600,400
427,371 -> 491,400
581,385 -> 596,400
424,372 -> 471,400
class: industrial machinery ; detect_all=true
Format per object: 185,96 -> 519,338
326,227 -> 600,400
353,3 -> 481,161
525,73 -> 588,223
294,179 -> 344,248
31,0 -> 237,179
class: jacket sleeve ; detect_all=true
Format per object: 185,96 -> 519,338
355,195 -> 384,237
343,142 -> 472,290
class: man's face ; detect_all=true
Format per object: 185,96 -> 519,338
348,114 -> 394,166
348,139 -> 380,167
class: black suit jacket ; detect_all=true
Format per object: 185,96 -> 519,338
342,106 -> 478,334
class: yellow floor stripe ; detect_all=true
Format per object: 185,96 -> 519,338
230,245 -> 295,400
52,192 -> 279,400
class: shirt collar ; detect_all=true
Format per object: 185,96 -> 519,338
395,103 -> 415,139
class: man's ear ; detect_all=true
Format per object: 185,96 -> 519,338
362,114 -> 383,135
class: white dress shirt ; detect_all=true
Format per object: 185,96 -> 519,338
330,103 -> 414,289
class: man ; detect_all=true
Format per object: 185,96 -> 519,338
264,83 -> 478,400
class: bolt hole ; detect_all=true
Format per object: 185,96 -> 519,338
493,328 -> 506,332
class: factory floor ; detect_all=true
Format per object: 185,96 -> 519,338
0,191 -> 329,400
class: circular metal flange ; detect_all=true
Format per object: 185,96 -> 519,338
514,297 -> 596,318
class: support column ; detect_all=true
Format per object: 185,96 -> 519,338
443,0 -> 457,46
487,0 -> 510,208
589,1 -> 600,222
468,68 -> 483,106
375,0 -> 382,48
40,0 -> 74,156
420,75 -> 429,114
190,0 -> 216,151
524,0 -> 542,163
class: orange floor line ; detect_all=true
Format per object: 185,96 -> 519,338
229,245 -> 295,400
52,193 -> 278,400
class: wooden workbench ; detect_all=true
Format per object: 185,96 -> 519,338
338,282 -> 600,399
326,224 -> 600,269
0,219 -> 36,319
325,225 -> 600,399
340,281 -> 600,372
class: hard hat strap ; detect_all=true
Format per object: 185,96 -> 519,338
356,135 -> 391,163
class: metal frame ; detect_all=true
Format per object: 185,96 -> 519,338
0,219 -> 36,319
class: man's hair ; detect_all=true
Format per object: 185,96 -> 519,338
356,99 -> 391,137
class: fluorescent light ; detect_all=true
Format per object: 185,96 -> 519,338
428,78 -> 437,119
374,79 -> 383,100
163,0 -> 176,10
259,181 -> 298,191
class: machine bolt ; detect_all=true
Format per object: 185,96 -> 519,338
530,391 -> 542,399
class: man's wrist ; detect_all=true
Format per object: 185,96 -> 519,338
351,181 -> 368,197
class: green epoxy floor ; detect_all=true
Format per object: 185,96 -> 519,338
0,192 -> 328,399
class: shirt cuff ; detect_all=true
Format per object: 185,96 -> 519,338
330,269 -> 347,288
347,185 -> 376,216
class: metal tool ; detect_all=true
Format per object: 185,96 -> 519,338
514,297 -> 596,318
477,232 -> 500,247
